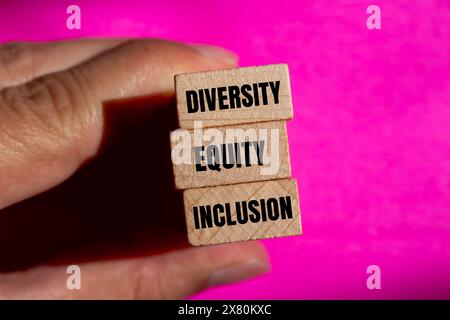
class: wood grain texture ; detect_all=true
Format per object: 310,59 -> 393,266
183,179 -> 301,246
171,121 -> 291,189
175,64 -> 293,129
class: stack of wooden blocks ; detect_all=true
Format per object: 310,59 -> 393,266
170,64 -> 302,246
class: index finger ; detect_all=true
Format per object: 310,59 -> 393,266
0,39 -> 127,89
0,39 -> 237,209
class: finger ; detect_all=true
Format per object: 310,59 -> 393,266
0,39 -> 238,209
0,241 -> 269,299
0,39 -> 127,89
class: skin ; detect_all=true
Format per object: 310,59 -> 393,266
0,39 -> 270,299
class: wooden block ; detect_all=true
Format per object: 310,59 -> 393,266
171,121 -> 291,189
175,64 -> 293,129
183,179 -> 301,246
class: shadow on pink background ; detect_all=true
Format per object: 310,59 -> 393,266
0,0 -> 449,299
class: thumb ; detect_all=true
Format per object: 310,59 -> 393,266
1,242 -> 269,299
141,242 -> 270,299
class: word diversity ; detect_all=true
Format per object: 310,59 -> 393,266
171,64 -> 302,246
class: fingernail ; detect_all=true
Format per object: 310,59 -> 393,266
208,258 -> 270,287
190,44 -> 238,66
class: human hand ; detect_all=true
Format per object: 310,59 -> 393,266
0,39 -> 269,299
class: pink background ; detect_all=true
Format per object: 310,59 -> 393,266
1,0 -> 449,299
